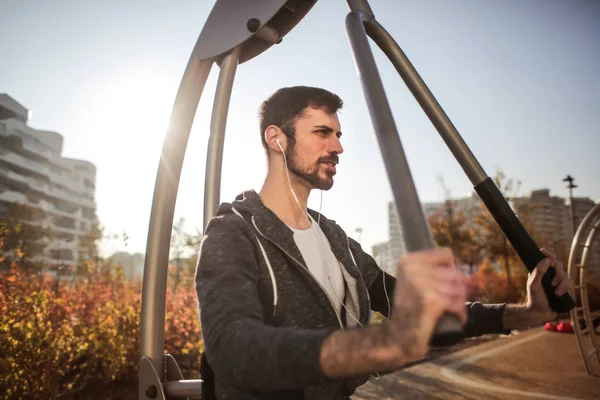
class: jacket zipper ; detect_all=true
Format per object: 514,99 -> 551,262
252,217 -> 344,329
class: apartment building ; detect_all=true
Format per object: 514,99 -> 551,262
512,189 -> 599,264
0,93 -> 97,269
372,237 -> 395,276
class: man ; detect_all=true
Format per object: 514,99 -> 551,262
195,86 -> 570,400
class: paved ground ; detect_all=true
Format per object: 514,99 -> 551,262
354,327 -> 600,399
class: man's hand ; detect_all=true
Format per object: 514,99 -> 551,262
503,248 -> 572,330
319,248 -> 467,379
388,248 -> 467,360
526,248 -> 571,320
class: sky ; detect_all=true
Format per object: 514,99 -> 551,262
1,0 -> 599,258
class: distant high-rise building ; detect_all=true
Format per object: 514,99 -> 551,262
512,189 -> 598,265
422,192 -> 481,223
372,241 -> 394,276
0,94 -> 97,269
512,189 -> 571,260
374,196 -> 476,275
107,252 -> 145,279
387,201 -> 406,274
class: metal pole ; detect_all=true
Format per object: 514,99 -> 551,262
140,56 -> 213,382
203,46 -> 242,229
363,18 -> 487,185
345,11 -> 434,253
345,9 -> 463,346
563,175 -> 577,238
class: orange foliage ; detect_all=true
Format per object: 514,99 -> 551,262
465,258 -> 529,304
0,264 -> 202,399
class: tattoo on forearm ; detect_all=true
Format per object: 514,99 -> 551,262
503,304 -> 551,330
388,267 -> 423,357
320,268 -> 423,379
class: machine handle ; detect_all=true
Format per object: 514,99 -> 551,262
474,177 -> 576,313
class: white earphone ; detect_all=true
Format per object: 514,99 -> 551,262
271,131 -> 385,379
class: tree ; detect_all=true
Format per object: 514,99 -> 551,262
1,202 -> 50,272
169,218 -> 203,290
428,177 -> 483,274
77,219 -> 103,275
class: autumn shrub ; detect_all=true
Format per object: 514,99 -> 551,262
465,259 -> 528,304
0,267 -> 90,398
164,265 -> 203,377
0,264 -> 203,399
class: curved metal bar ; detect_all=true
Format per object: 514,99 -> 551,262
363,18 -> 486,185
203,46 -> 242,229
580,217 -> 600,361
568,202 -> 600,376
140,55 -> 213,384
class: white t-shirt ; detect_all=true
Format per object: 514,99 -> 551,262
287,215 -> 346,316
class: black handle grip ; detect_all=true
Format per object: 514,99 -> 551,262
430,312 -> 464,347
474,177 -> 576,314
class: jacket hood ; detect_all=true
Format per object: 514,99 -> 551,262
217,190 -> 342,240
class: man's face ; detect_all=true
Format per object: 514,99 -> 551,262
285,107 -> 344,190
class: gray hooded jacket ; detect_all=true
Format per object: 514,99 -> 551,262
195,190 -> 509,400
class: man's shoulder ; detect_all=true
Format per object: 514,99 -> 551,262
204,208 -> 248,233
200,211 -> 257,258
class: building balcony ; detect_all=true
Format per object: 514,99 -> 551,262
0,168 -> 92,210
1,119 -> 57,159
51,223 -> 84,237
0,150 -> 50,178
47,186 -> 95,209
0,168 -> 34,187
49,166 -> 82,189
21,138 -> 52,161
47,238 -> 78,252
0,190 -> 38,209
40,199 -> 81,219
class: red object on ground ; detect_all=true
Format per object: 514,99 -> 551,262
557,321 -> 574,333
545,322 -> 558,331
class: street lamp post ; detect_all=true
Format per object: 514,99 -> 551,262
354,227 -> 363,244
563,174 -> 577,238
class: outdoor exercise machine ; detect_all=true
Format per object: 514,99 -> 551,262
138,1 -> 577,398
568,203 -> 600,377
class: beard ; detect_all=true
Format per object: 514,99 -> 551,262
285,144 -> 337,191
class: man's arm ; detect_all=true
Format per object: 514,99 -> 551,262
347,237 -> 510,338
369,270 -> 511,337
503,251 -> 571,330
320,248 -> 467,378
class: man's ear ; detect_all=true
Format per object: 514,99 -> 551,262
264,125 -> 285,153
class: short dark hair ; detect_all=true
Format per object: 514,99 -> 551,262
258,86 -> 343,156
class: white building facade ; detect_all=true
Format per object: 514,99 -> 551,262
0,93 -> 97,268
